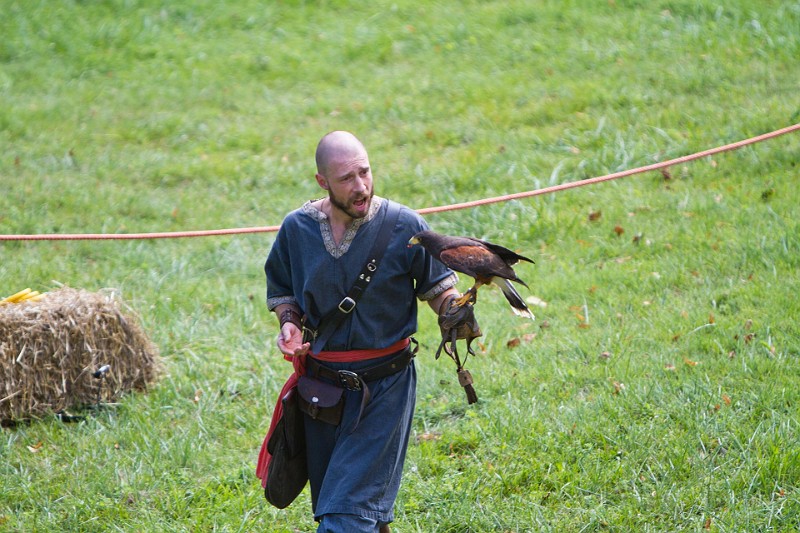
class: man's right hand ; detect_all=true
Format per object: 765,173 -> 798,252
274,304 -> 310,357
277,323 -> 310,357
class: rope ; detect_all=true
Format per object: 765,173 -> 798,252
0,225 -> 282,241
2,123 -> 798,241
418,122 -> 800,215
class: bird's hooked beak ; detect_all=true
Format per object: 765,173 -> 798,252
407,236 -> 421,248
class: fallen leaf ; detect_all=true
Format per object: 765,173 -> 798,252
614,225 -> 625,236
612,381 -> 625,394
664,363 -> 676,371
588,210 -> 602,221
522,333 -> 537,343
599,351 -> 611,359
722,394 -> 732,406
526,295 -> 548,308
194,389 -> 203,403
506,337 -> 520,348
27,442 -> 43,453
709,313 -> 715,324
683,357 -> 699,367
416,432 -> 441,442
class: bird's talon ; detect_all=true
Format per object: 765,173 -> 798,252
453,290 -> 475,308
453,294 -> 469,307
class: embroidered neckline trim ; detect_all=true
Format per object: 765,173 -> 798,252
302,196 -> 384,258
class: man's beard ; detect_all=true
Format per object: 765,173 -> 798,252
328,188 -> 374,220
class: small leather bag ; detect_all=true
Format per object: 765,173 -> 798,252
296,376 -> 345,426
264,388 -> 307,509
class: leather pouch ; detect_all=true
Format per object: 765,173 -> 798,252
264,387 -> 307,508
297,375 -> 345,426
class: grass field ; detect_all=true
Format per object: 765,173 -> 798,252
2,0 -> 799,531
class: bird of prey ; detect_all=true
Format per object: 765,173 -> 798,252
408,230 -> 535,319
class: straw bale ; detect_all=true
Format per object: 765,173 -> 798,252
0,287 -> 160,421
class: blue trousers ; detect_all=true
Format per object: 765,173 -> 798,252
305,354 -> 416,531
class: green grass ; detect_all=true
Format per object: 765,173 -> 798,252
2,0 -> 799,531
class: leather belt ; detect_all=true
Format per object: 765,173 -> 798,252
306,340 -> 417,392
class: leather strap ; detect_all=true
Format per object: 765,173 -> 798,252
306,341 -> 417,389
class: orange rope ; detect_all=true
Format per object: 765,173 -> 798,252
0,225 -> 282,241
418,122 -> 800,215
2,123 -> 798,241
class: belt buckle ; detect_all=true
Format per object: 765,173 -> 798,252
338,297 -> 356,313
337,370 -> 361,391
302,326 -> 317,344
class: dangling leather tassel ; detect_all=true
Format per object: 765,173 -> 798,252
457,368 -> 477,404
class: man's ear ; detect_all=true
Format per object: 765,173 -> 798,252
315,173 -> 329,190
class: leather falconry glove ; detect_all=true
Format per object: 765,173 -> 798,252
436,294 -> 482,404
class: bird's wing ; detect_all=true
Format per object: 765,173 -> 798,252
474,239 -> 535,265
440,245 -> 517,282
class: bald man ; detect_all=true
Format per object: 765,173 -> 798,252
262,131 -> 460,532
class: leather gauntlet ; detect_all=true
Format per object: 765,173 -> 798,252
437,295 -> 482,357
436,294 -> 482,404
279,308 -> 303,330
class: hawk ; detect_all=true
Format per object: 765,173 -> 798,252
409,230 -> 535,319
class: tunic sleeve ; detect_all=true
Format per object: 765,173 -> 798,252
265,215 -> 298,311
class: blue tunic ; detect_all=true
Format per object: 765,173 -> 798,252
266,196 -> 456,350
265,196 -> 456,526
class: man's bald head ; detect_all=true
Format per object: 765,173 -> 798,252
315,131 -> 368,179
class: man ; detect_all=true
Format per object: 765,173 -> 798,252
264,131 -> 461,532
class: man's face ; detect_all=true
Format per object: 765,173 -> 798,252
320,151 -> 374,220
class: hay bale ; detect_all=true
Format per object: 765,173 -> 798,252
0,287 -> 160,421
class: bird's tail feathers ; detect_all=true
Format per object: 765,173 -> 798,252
501,279 -> 535,320
512,276 -> 530,290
